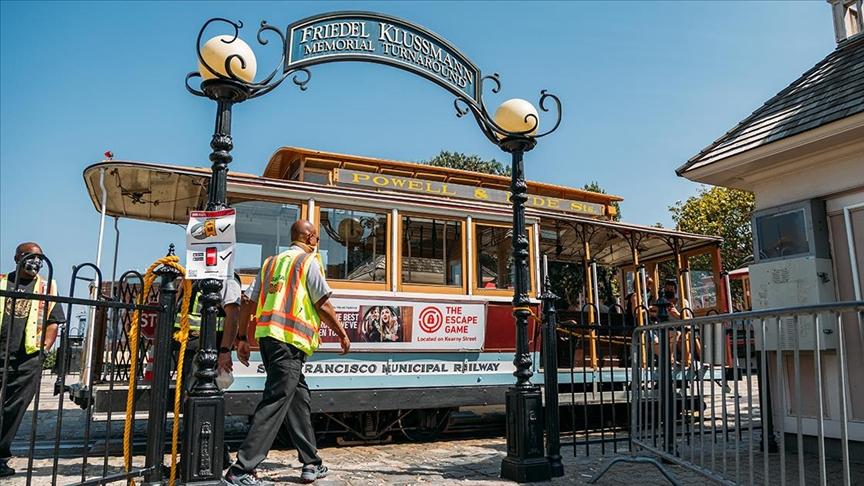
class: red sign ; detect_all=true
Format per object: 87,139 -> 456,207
140,301 -> 159,340
418,306 -> 444,333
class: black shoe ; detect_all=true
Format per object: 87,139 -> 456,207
0,460 -> 14,478
300,464 -> 328,483
225,467 -> 274,486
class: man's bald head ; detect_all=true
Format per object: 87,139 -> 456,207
291,220 -> 319,252
15,242 -> 42,260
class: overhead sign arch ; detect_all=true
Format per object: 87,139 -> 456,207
285,11 -> 482,102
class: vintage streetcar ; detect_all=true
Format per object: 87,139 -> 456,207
74,146 -> 726,443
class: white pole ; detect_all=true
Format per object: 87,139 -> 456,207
82,168 -> 109,388
95,168 -> 108,267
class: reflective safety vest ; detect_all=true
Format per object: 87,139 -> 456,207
0,273 -> 58,355
255,249 -> 322,356
175,289 -> 224,332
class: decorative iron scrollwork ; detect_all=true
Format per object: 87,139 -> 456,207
185,18 -> 311,101
454,73 -> 563,145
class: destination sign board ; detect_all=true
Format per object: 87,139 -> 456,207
336,169 -> 607,217
287,12 -> 480,102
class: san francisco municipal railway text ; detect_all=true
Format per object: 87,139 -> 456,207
300,361 -> 502,375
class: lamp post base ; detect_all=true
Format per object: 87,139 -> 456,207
500,385 -> 551,483
181,395 -> 226,484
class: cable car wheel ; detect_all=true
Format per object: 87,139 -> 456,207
398,408 -> 454,442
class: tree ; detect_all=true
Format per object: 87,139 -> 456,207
669,186 -> 755,272
425,151 -> 511,176
583,181 -> 621,222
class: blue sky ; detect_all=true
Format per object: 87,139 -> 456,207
1,1 -> 836,292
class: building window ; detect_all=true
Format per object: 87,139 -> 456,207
401,216 -> 463,287
475,225 -> 513,290
233,200 -> 301,274
319,207 -> 387,282
755,209 -> 811,260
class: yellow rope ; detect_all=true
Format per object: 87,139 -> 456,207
121,255 -> 191,486
512,306 -> 536,318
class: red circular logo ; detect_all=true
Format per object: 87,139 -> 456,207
418,306 -> 444,333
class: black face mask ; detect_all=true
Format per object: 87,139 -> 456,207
664,290 -> 676,299
21,257 -> 43,275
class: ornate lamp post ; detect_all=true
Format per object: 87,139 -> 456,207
182,18 -> 305,483
455,80 -> 562,482
178,14 -> 561,483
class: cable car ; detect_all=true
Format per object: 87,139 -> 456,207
77,146 -> 726,442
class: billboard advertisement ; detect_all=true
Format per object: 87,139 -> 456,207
318,298 -> 486,351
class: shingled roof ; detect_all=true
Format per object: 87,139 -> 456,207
678,34 -> 864,175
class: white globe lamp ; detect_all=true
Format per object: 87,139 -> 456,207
198,35 -> 258,83
493,98 -> 539,137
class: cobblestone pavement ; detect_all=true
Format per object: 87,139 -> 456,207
7,437 -> 710,486
8,376 -> 863,485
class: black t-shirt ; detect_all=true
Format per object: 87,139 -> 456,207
1,272 -> 66,357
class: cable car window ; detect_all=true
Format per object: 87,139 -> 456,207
688,254 -> 717,311
319,207 -> 387,282
476,225 -> 513,290
401,216 -> 463,286
233,201 -> 300,274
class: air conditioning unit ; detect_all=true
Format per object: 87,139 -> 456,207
751,256 -> 837,350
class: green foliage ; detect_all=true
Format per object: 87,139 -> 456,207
670,186 -> 755,271
425,151 -> 511,176
549,261 -> 582,309
42,349 -> 57,371
582,181 -> 621,222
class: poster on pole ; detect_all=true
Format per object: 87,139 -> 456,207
185,208 -> 236,280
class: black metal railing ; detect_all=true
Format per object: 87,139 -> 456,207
0,252 -> 177,486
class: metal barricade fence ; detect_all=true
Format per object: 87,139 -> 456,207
609,301 -> 864,486
556,306 -> 632,457
0,252 -> 177,486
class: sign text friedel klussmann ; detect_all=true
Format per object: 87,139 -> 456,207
287,13 -> 480,102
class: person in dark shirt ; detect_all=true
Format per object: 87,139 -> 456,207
0,242 -> 65,477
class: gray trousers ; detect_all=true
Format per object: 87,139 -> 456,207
0,353 -> 41,460
235,337 -> 320,472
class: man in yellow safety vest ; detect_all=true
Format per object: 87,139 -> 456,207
173,273 -> 242,392
0,242 -> 65,478
225,220 -> 350,486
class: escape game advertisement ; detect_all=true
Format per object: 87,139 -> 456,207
318,298 -> 486,351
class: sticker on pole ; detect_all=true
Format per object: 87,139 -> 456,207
185,208 -> 235,280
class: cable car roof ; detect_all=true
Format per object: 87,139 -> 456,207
83,159 -> 721,267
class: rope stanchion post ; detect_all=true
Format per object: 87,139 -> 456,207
540,255 -> 564,477
143,246 -> 182,486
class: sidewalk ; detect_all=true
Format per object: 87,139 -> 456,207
255,437 -> 708,485
6,437 -> 705,485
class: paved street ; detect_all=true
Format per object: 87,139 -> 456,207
8,377 -> 863,485
8,436 -> 710,486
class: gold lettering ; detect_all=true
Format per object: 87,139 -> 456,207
441,183 -> 456,196
531,196 -> 545,207
372,176 -> 389,186
474,188 -> 489,200
425,182 -> 441,193
547,198 -> 560,209
408,180 -> 422,190
352,173 -> 370,183
392,178 -> 407,188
